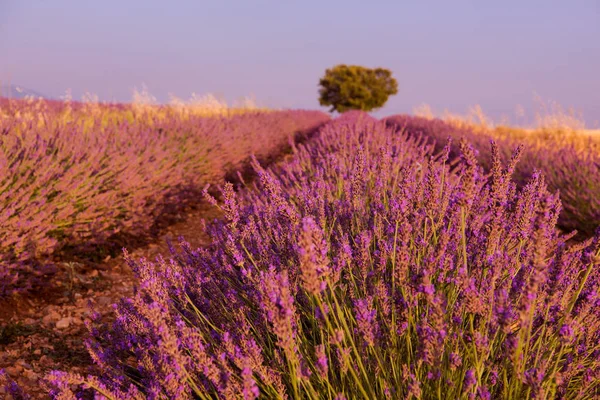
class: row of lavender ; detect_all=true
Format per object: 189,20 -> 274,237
384,115 -> 600,238
0,99 -> 329,297
46,112 -> 599,398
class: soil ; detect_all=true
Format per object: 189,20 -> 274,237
0,202 -> 223,399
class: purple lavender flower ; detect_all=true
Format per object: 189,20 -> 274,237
315,344 -> 328,379
464,369 -> 477,391
559,323 -> 574,343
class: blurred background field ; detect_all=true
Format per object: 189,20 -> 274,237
0,94 -> 328,297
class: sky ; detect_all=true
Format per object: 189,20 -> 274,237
0,0 -> 599,126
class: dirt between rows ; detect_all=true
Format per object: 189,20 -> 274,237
0,201 -> 222,399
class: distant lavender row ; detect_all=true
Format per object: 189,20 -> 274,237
0,99 -> 329,296
49,112 -> 600,398
384,115 -> 600,237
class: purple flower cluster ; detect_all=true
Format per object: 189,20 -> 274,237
0,369 -> 31,400
49,112 -> 600,398
0,99 -> 328,297
385,114 -> 600,237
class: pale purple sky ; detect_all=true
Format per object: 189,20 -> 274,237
0,0 -> 598,125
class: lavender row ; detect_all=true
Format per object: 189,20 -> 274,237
0,99 -> 329,296
47,112 -> 600,398
384,115 -> 600,237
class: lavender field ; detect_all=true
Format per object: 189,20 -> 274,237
0,99 -> 328,298
1,103 -> 600,398
385,115 -> 600,238
3,0 -> 599,397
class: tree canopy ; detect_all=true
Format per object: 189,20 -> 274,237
318,65 -> 398,113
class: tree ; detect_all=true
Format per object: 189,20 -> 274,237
318,65 -> 398,113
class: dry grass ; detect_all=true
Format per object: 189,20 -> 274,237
0,85 -> 268,126
412,98 -> 599,153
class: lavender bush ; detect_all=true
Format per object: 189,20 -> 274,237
0,98 -> 328,296
49,112 -> 600,398
384,114 -> 600,237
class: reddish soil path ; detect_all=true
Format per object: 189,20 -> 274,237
0,201 -> 223,399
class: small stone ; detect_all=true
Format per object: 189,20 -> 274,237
97,296 -> 112,306
5,365 -> 22,376
42,311 -> 61,326
24,369 -> 38,381
33,349 -> 42,355
103,255 -> 111,262
56,317 -> 71,329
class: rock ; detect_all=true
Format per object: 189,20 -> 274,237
99,270 -> 111,279
56,317 -> 71,329
5,365 -> 22,376
97,296 -> 112,306
42,311 -> 61,326
24,369 -> 38,381
33,349 -> 41,355
89,269 -> 99,278
55,297 -> 68,305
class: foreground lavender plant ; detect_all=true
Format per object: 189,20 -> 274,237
50,112 -> 600,398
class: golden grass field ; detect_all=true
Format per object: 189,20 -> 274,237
412,100 -> 600,152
